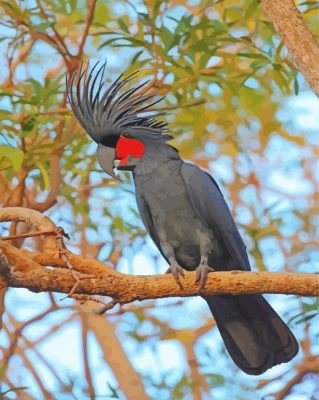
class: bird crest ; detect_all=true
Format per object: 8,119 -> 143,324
66,61 -> 171,147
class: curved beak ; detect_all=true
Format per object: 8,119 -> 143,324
96,143 -> 120,181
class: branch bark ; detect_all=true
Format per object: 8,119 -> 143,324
0,207 -> 318,306
262,0 -> 319,96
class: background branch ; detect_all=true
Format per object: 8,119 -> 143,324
262,0 -> 319,96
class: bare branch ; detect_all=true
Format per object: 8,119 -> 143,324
263,0 -> 319,96
28,154 -> 61,212
0,241 -> 318,301
86,313 -> 150,399
0,229 -> 58,241
78,0 -> 97,57
0,207 -> 318,306
81,314 -> 96,400
0,207 -> 59,253
272,355 -> 318,400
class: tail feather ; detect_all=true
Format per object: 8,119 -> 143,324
203,294 -> 299,375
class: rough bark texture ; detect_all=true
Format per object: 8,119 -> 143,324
0,208 -> 318,305
263,0 -> 319,96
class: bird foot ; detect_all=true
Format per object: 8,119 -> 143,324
195,265 -> 215,292
165,264 -> 185,289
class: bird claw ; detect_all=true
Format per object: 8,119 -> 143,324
165,264 -> 185,289
195,265 -> 215,292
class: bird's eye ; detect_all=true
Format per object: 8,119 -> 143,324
123,133 -> 131,138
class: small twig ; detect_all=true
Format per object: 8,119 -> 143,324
0,227 -> 70,242
81,314 -> 96,399
0,207 -> 60,253
153,99 -> 206,112
96,298 -> 119,315
271,355 -> 318,400
39,108 -> 70,115
59,261 -> 95,298
55,226 -> 70,240
61,293 -> 110,307
0,230 -> 57,241
55,228 -> 95,299
35,0 -> 71,58
77,0 -> 97,57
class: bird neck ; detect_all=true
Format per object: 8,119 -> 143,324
133,142 -> 180,176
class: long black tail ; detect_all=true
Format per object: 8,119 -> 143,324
203,294 -> 299,375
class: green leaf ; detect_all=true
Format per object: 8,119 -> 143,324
238,52 -> 269,61
0,108 -> 12,116
118,18 -> 129,33
27,78 -> 43,105
294,75 -> 299,95
1,1 -> 22,17
137,12 -> 150,22
295,313 -> 318,325
131,50 -> 144,64
245,0 -> 258,19
212,20 -> 225,31
35,162 -> 50,190
273,64 -> 289,93
0,146 -> 24,171
288,310 -> 318,325
106,382 -> 119,399
34,21 -> 54,31
99,37 -> 122,48
21,114 -> 37,134
113,216 -> 125,233
70,0 -> 78,12
205,373 -> 225,387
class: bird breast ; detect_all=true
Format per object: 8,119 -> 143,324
134,164 -> 223,269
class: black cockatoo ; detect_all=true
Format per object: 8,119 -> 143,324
67,62 -> 298,375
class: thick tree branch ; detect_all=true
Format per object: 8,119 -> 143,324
0,208 -> 318,306
86,313 -> 150,399
262,0 -> 319,96
0,245 -> 317,302
0,207 -> 58,253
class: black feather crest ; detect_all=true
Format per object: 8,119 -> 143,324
67,61 -> 169,144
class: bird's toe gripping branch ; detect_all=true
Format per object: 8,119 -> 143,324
165,259 -> 216,291
165,262 -> 185,289
195,265 -> 216,292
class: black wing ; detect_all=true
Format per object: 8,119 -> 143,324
134,186 -> 169,264
181,162 -> 250,271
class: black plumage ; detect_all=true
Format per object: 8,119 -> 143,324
67,61 -> 169,146
134,154 -> 298,374
67,63 -> 299,375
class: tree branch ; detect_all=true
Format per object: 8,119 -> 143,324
0,207 -> 58,253
0,208 -> 318,305
273,355 -> 318,400
77,0 -> 97,57
262,0 -> 319,96
86,313 -> 150,399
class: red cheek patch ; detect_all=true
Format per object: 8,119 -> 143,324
115,135 -> 144,166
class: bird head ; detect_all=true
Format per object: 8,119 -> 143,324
67,62 -> 172,178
